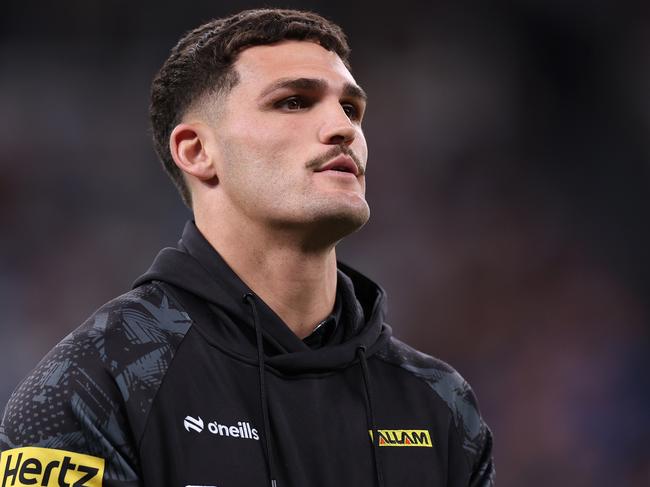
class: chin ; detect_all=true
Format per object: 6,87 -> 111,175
266,196 -> 370,247
306,200 -> 370,242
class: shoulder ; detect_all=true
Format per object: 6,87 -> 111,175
376,337 -> 482,433
376,337 -> 494,481
61,281 -> 192,374
81,280 -> 193,345
0,282 -> 193,481
71,281 -> 193,401
20,282 -> 193,408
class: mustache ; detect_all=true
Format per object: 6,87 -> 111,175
305,145 -> 365,175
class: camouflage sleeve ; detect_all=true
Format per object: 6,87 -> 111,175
468,422 -> 494,487
0,283 -> 191,487
378,337 -> 496,486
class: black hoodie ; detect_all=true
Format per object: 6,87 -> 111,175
0,222 -> 495,487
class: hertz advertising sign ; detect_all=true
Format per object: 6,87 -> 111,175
0,447 -> 104,486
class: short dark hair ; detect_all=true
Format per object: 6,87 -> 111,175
149,8 -> 351,207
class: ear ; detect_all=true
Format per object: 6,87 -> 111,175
169,122 -> 218,181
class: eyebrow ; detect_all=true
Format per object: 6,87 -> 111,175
259,77 -> 368,102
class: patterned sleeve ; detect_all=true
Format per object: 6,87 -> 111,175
378,337 -> 496,486
0,283 -> 191,487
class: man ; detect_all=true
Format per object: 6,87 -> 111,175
0,8 -> 494,487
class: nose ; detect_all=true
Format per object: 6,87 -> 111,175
318,104 -> 356,146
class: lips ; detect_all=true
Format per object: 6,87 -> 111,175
315,155 -> 360,176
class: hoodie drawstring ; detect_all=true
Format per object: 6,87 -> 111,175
243,293 -> 382,487
357,346 -> 385,487
244,293 -> 278,487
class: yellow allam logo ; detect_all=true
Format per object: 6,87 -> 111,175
368,429 -> 433,447
0,447 -> 104,486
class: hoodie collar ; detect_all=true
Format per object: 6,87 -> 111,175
133,221 -> 391,374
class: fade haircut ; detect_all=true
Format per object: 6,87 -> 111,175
149,8 -> 351,207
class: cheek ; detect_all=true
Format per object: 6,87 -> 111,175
220,132 -> 293,195
232,116 -> 301,159
354,132 -> 368,163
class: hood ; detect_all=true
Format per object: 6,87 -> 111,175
133,221 -> 392,375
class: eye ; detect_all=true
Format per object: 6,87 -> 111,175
276,96 -> 310,111
341,102 -> 361,121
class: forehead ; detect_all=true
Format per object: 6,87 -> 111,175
233,40 -> 356,91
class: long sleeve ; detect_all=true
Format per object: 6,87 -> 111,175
0,283 -> 191,487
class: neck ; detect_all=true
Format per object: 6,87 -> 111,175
196,215 -> 338,340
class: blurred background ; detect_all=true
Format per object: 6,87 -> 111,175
1,0 -> 649,485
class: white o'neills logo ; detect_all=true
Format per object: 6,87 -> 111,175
184,415 -> 205,433
183,415 -> 259,441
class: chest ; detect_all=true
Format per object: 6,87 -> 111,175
137,348 -> 453,487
